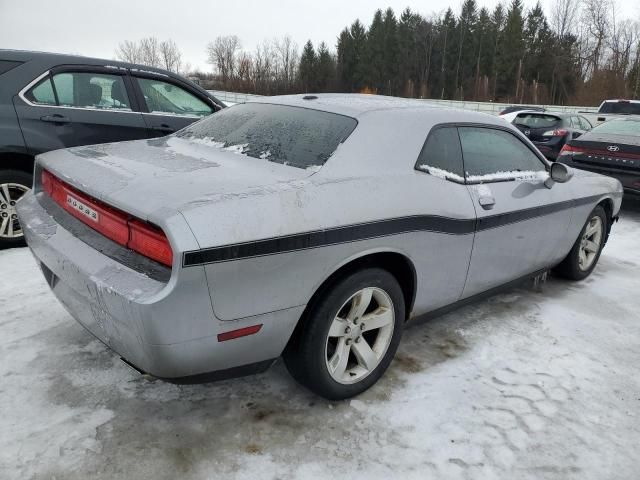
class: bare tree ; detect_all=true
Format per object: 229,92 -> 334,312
159,39 -> 182,73
582,0 -> 611,76
206,35 -> 241,85
273,35 -> 299,90
115,40 -> 142,64
550,0 -> 581,39
116,37 -> 183,71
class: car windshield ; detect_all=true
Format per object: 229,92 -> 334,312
176,103 -> 358,169
514,114 -> 561,129
598,101 -> 640,115
590,119 -> 640,136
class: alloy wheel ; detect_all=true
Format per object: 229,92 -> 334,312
578,215 -> 603,271
325,287 -> 395,384
0,183 -> 30,239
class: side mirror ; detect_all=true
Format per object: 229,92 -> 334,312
545,162 -> 574,188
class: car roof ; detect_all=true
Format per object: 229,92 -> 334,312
0,49 -> 180,77
249,93 -> 504,124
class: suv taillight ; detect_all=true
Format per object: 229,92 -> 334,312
41,170 -> 173,267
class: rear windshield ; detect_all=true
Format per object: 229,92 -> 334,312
598,101 -> 640,115
591,120 -> 640,136
513,113 -> 562,129
176,103 -> 358,169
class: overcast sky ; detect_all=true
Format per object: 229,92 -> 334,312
1,0 -> 638,71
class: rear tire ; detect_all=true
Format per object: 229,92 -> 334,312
554,205 -> 607,281
0,169 -> 33,249
284,268 -> 404,400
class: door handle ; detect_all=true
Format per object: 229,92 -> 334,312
478,195 -> 496,210
151,124 -> 174,133
40,114 -> 70,124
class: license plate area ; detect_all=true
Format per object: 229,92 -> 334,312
66,194 -> 99,223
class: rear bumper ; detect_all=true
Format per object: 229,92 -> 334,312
16,191 -> 303,380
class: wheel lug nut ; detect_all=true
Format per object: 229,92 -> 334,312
1,212 -> 7,217
345,339 -> 352,345
345,327 -> 351,334
353,319 -> 358,325
10,201 -> 15,206
355,336 -> 361,343
360,323 -> 365,330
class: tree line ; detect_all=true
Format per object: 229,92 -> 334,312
115,0 -> 640,106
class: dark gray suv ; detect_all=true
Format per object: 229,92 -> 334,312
0,49 -> 224,247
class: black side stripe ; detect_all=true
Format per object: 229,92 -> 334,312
182,194 -> 609,267
183,215 -> 475,266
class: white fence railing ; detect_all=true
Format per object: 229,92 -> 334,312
208,90 -> 598,115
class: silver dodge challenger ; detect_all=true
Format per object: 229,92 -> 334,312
17,94 -> 623,399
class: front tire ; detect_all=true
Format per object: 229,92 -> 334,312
0,169 -> 33,249
284,268 -> 405,400
554,205 -> 607,280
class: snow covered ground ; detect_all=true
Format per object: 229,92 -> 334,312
1,201 -> 639,480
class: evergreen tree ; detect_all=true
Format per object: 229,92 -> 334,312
453,0 -> 478,99
316,42 -> 335,92
366,9 -> 386,92
496,0 -> 525,99
382,8 -> 400,95
299,40 -> 317,92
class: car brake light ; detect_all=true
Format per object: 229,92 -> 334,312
543,128 -> 568,137
41,170 -> 173,267
128,220 -> 173,267
559,144 -> 583,156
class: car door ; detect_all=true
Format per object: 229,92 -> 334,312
413,125 -> 477,310
130,74 -> 214,136
14,67 -> 148,155
459,125 -> 575,298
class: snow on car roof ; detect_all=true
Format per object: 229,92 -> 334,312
249,93 -> 503,124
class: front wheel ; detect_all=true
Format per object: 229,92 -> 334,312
0,170 -> 33,248
554,205 -> 607,280
284,268 -> 405,400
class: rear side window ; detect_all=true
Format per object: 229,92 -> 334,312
415,126 -> 464,182
52,72 -> 131,110
0,60 -> 23,75
177,103 -> 357,169
25,72 -> 131,110
136,77 -> 212,116
513,114 -> 561,129
599,102 -> 640,115
458,127 -> 546,182
25,78 -> 56,105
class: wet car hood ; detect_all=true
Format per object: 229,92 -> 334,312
36,136 -> 314,221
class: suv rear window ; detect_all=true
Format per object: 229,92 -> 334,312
176,103 -> 357,169
513,114 -> 562,129
599,101 -> 640,115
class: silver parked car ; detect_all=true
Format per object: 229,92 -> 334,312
17,94 -> 623,399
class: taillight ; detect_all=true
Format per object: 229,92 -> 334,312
41,170 -> 173,267
128,220 -> 173,266
559,144 -> 583,156
543,128 -> 568,137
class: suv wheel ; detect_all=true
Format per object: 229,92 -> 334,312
284,268 -> 404,400
0,170 -> 32,248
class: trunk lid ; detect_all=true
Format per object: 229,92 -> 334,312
37,136 -> 314,221
568,134 -> 640,171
